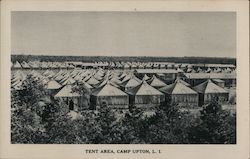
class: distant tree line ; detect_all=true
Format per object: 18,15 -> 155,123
11,76 -> 236,144
11,54 -> 236,65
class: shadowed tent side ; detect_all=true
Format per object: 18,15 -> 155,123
159,79 -> 199,108
54,84 -> 89,111
147,75 -> 167,89
91,81 -> 129,109
193,79 -> 229,106
126,80 -> 165,109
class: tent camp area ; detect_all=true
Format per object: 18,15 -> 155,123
11,56 -> 236,114
10,55 -> 237,145
9,9 -> 240,145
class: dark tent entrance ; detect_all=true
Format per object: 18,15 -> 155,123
65,97 -> 74,110
69,99 -> 74,110
198,93 -> 204,106
129,95 -> 135,106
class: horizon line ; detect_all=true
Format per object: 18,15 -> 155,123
11,54 -> 236,59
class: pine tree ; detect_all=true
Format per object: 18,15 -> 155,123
11,75 -> 47,143
188,99 -> 236,144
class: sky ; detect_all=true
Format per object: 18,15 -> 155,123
11,11 -> 236,58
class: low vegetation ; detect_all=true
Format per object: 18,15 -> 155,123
11,76 -> 236,144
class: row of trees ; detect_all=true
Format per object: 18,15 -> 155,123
11,76 -> 236,144
11,54 -> 236,65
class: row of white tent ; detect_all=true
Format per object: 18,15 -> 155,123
12,61 -> 75,69
11,68 -> 229,107
11,61 -> 236,75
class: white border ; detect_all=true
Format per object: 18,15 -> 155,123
1,1 -> 249,159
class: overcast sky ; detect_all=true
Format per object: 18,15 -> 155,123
11,11 -> 236,57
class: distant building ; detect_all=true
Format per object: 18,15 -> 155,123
184,73 -> 236,87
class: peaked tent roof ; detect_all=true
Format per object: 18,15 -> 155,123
97,79 -> 119,88
212,79 -> 225,83
13,82 -> 23,90
54,74 -> 65,81
159,80 -> 197,95
126,81 -> 164,96
175,78 -> 191,87
59,72 -> 70,81
13,61 -> 22,68
92,82 -> 128,96
225,67 -> 232,73
81,82 -> 93,89
206,67 -> 212,73
45,80 -> 62,90
40,77 -> 49,85
43,70 -> 53,76
123,63 -> 130,68
119,72 -> 127,79
12,70 -> 26,81
121,74 -> 132,82
82,73 -> 93,82
186,68 -> 193,73
61,77 -> 76,86
177,68 -> 184,73
54,84 -> 80,97
147,75 -> 166,88
85,76 -> 100,85
110,76 -> 122,84
193,79 -> 228,94
11,79 -> 23,88
94,72 -> 104,81
120,76 -> 141,88
21,61 -> 30,68
142,74 -> 150,81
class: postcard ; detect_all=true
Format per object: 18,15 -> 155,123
0,0 -> 249,159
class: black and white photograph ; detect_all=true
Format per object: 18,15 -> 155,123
1,1 -> 250,159
10,11 -> 237,144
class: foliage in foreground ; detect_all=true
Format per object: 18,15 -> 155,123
11,77 -> 236,144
